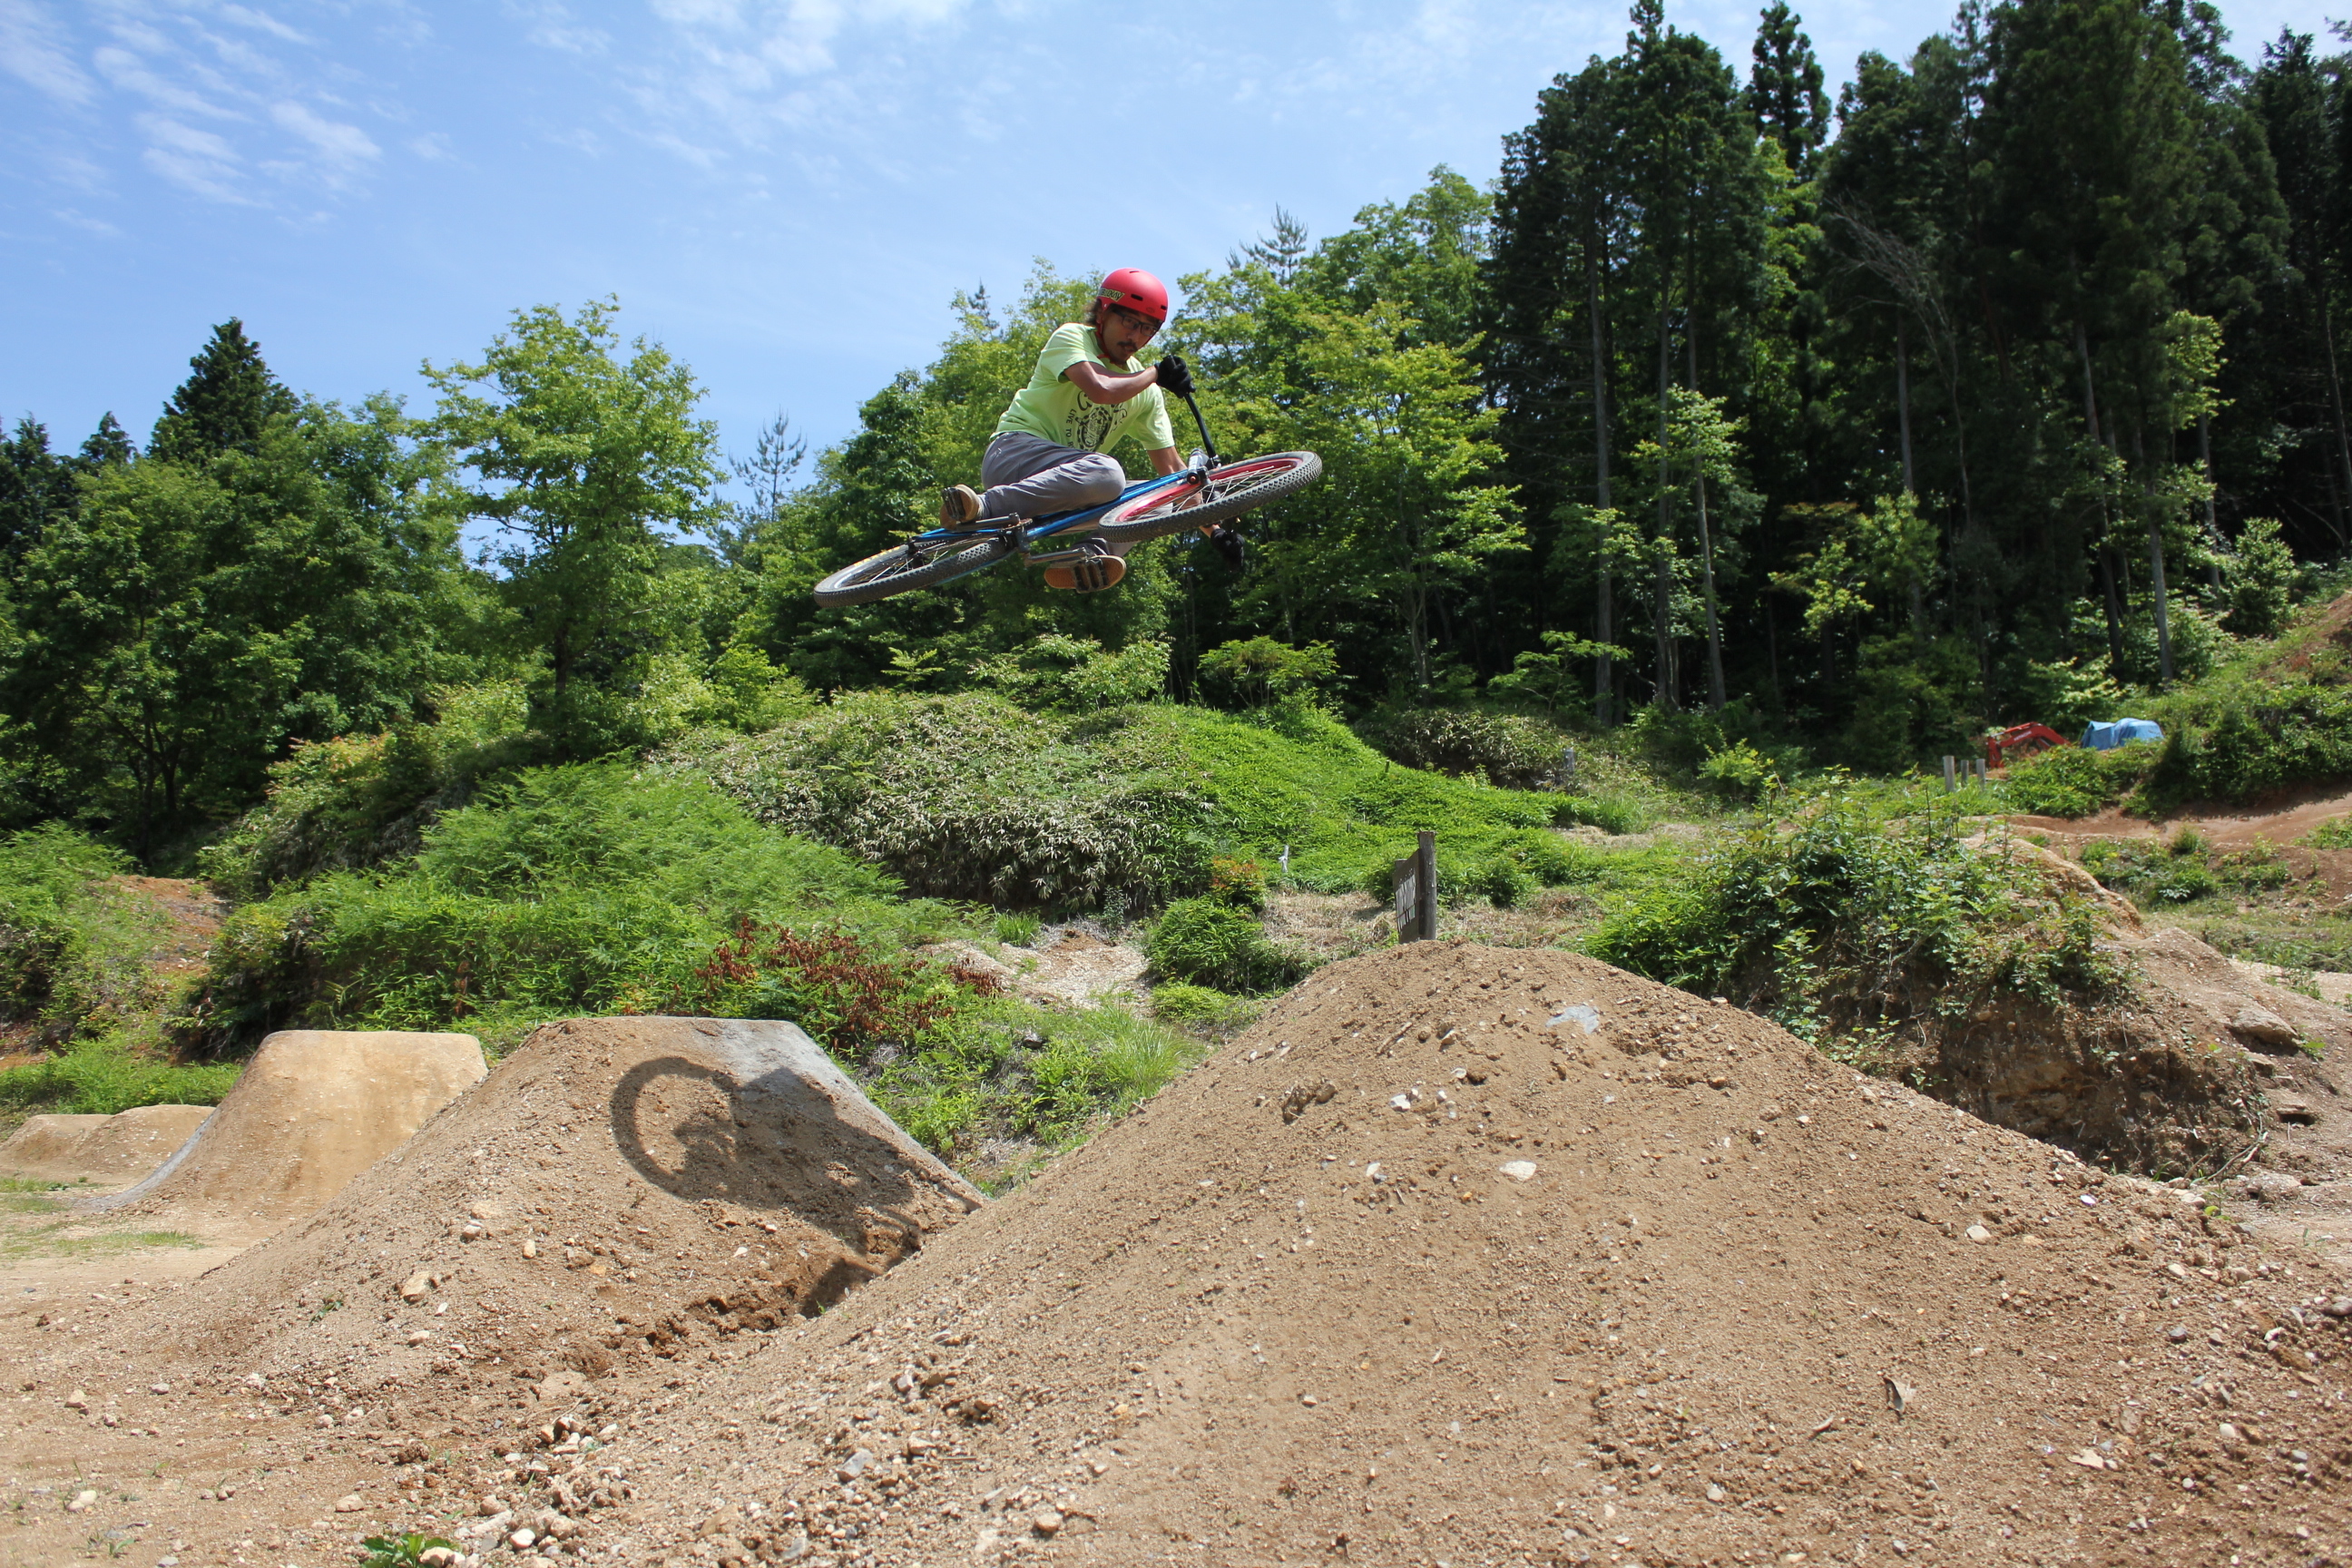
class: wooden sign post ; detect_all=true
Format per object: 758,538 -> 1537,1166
1392,829 -> 1437,942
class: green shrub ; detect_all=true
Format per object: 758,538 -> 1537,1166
1354,708 -> 1567,789
1146,897 -> 1307,994
2302,816 -> 2352,849
1588,799 -> 2127,1044
662,918 -> 1000,1065
663,693 -> 1624,907
994,912 -> 1042,946
197,766 -> 919,1052
0,824 -> 175,1034
1697,741 -> 1779,801
2003,742 -> 2159,818
1150,983 -> 1257,1031
0,1034 -> 240,1116
2221,518 -> 2298,638
1469,857 -> 1534,908
967,634 -> 1171,710
1207,856 -> 1268,911
1520,836 -> 1602,887
198,681 -> 539,900
662,691 -> 1211,912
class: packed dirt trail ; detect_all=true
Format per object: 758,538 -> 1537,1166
5,948 -> 2350,1568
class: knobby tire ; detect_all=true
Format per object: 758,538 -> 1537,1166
1093,452 -> 1323,545
810,534 -> 1006,606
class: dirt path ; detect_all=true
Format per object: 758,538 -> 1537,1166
2013,785 -> 2352,850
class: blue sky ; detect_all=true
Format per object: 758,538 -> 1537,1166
2,0 -> 2335,493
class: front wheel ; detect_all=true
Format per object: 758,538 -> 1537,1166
811,534 -> 1007,606
1093,451 -> 1322,545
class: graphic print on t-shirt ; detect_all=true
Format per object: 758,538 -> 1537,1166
1063,401 -> 1119,452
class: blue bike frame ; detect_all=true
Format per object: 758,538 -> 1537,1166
899,463 -> 1205,583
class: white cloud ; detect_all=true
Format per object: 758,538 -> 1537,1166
0,0 -> 95,104
52,206 -> 123,237
507,0 -> 609,55
632,0 -> 978,146
94,43 -> 239,117
215,4 -> 309,45
138,110 -> 250,200
271,98 -> 379,172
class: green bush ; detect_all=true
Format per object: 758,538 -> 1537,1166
1146,897 -> 1307,994
1207,856 -> 1268,911
1468,857 -> 1534,907
2303,816 -> 2352,849
1588,798 -> 2127,1045
0,824 -> 174,1035
663,691 -> 1211,912
1353,707 -> 1567,789
198,765 -> 921,1052
663,692 -> 1626,908
2003,743 -> 2160,818
1151,982 -> 1256,1030
0,1034 -> 240,1116
198,681 -> 539,900
1697,741 -> 1779,801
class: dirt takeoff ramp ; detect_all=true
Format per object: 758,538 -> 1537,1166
114,1015 -> 979,1406
83,1030 -> 485,1232
600,943 -> 2352,1568
0,1103 -> 214,1185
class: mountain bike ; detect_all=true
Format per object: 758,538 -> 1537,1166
810,388 -> 1320,607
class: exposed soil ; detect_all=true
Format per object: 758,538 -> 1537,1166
88,1031 -> 488,1241
5,950 -> 2350,1568
0,1104 -> 213,1184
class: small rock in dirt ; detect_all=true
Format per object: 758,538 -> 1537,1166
399,1269 -> 439,1303
508,1529 -> 536,1550
480,1496 -> 509,1517
419,1551 -> 460,1568
1031,1508 -> 1064,1536
148,1383 -> 169,1395
407,1329 -> 432,1346
1498,1161 -> 1537,1182
64,1390 -> 86,1411
2323,1298 -> 2352,1318
838,1448 -> 875,1481
2230,1005 -> 2298,1046
334,1494 -> 366,1513
65,1490 -> 96,1513
1965,1225 -> 1992,1243
1706,1484 -> 1726,1503
522,1238 -> 539,1259
2167,1326 -> 2190,1343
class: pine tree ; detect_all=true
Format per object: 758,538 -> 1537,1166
149,318 -> 296,463
0,418 -> 74,564
1748,2 -> 1831,172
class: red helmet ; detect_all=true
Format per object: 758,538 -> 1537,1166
1097,268 -> 1169,326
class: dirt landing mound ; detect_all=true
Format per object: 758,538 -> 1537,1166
85,1030 -> 485,1232
0,1113 -> 109,1177
0,1103 -> 214,1184
599,943 -> 2349,1568
105,1016 -> 979,1424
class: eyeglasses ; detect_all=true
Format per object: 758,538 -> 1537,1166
1106,305 -> 1160,338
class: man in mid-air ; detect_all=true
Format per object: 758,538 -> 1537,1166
938,267 -> 1241,592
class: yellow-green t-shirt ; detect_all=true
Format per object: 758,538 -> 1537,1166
995,323 -> 1178,455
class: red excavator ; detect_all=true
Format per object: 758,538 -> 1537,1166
1985,722 -> 2069,769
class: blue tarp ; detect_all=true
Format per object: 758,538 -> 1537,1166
2081,718 -> 2164,750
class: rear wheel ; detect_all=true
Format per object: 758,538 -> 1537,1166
1093,451 -> 1322,545
811,534 -> 1007,606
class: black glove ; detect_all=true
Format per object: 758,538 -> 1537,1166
1209,525 -> 1245,572
1156,351 -> 1194,399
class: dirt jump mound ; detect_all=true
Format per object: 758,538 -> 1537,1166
84,1029 -> 485,1233
595,943 -> 2351,1568
122,1015 -> 979,1414
0,1103 -> 214,1185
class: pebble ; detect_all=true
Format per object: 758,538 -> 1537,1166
2167,1326 -> 2190,1343
408,1329 -> 433,1346
1965,1225 -> 1992,1243
1706,1484 -> 1726,1503
149,1383 -> 169,1395
64,1389 -> 87,1411
419,1551 -> 461,1568
399,1269 -> 439,1303
2324,1298 -> 2352,1319
66,1490 -> 96,1513
838,1448 -> 875,1481
1030,1508 -> 1063,1536
508,1528 -> 537,1550
1498,1161 -> 1537,1182
335,1494 -> 366,1513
